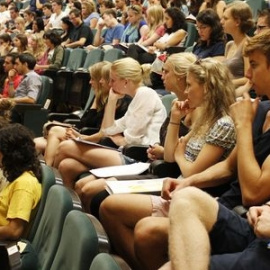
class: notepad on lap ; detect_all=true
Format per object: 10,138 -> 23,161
105,178 -> 165,194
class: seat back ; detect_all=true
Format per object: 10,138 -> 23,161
83,49 -> 105,70
161,93 -> 177,116
37,75 -> 53,108
62,48 -> 72,67
89,253 -> 131,270
50,212 -> 110,270
184,22 -> 198,48
26,163 -> 55,241
31,185 -> 75,270
103,48 -> 124,62
66,48 -> 87,71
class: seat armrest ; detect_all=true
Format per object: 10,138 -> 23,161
80,127 -> 99,135
14,104 -> 42,111
48,113 -> 80,122
149,160 -> 180,178
64,118 -> 81,127
122,144 -> 149,162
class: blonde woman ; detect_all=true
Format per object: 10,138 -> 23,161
100,58 -> 236,270
121,5 -> 149,43
221,1 -> 254,95
28,33 -> 46,62
34,61 -> 113,166
76,52 -> 198,212
127,5 -> 165,63
53,57 -> 167,188
13,16 -> 26,34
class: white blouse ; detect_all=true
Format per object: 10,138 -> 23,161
103,86 -> 167,145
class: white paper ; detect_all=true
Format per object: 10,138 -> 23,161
105,178 -> 165,194
90,162 -> 150,178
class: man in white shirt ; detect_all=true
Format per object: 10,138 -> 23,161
45,0 -> 66,30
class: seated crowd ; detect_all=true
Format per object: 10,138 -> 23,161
1,0 -> 270,269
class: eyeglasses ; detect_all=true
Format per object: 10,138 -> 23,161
196,25 -> 209,31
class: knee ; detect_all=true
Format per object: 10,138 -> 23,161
48,126 -> 65,137
134,217 -> 158,245
58,159 -> 73,174
171,187 -> 205,209
99,195 -> 116,223
170,187 -> 218,223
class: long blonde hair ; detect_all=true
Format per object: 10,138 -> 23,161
89,61 -> 111,111
146,5 -> 164,38
111,57 -> 143,85
188,58 -> 235,137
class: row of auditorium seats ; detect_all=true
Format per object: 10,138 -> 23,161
9,163 -> 131,270
44,47 -> 124,114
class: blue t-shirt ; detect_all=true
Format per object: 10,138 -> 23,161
103,24 -> 125,44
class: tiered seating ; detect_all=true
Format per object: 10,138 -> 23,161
13,75 -> 53,136
89,253 -> 131,270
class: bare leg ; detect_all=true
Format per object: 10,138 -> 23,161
58,158 -> 89,189
44,126 -> 66,166
100,194 -> 153,269
53,140 -> 122,169
34,137 -> 47,155
134,217 -> 169,270
168,187 -> 218,270
78,177 -> 107,213
75,174 -> 97,198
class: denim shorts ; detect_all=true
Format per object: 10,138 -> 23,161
119,154 -> 137,165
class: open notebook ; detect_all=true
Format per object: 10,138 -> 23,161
105,178 -> 165,194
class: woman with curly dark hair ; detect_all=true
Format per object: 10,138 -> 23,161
0,123 -> 42,240
192,9 -> 225,59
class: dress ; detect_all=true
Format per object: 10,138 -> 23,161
102,86 -> 167,145
15,70 -> 42,102
0,171 -> 41,226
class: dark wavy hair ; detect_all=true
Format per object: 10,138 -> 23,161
196,9 -> 225,46
43,30 -> 62,46
0,124 -> 41,182
165,7 -> 187,34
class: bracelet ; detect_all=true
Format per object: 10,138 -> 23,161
169,121 -> 180,125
